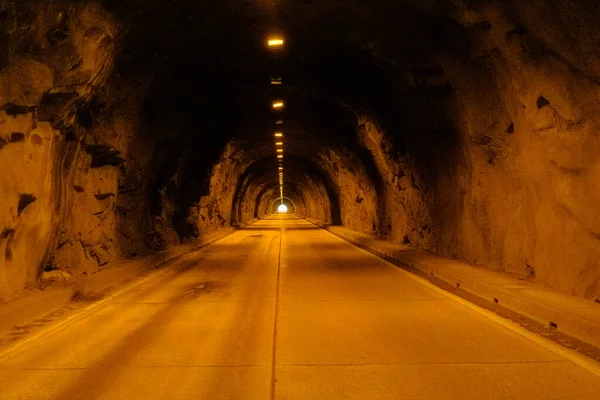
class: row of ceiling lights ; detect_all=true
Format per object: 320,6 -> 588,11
268,37 -> 286,211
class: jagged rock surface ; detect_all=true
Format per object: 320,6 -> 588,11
1,0 -> 599,302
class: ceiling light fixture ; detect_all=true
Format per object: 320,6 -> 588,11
268,38 -> 284,47
272,101 -> 284,109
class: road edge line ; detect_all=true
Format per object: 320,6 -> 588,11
0,225 -> 243,361
309,220 -> 600,377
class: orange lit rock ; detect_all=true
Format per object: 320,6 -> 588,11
0,59 -> 53,107
1,0 -> 600,303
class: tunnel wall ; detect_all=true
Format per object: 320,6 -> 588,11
0,2 -> 120,301
428,4 -> 600,298
0,2 -> 247,301
315,2 -> 600,300
356,116 -> 434,247
315,148 -> 379,233
2,0 -> 600,303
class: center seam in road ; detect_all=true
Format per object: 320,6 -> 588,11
270,218 -> 284,400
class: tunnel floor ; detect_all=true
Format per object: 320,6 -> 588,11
0,215 -> 599,399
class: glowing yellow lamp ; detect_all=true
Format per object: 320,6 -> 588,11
268,38 -> 284,47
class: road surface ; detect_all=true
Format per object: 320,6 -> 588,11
1,215 -> 599,399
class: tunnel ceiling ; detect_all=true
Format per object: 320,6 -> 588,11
96,0 -> 470,221
2,0 -> 600,302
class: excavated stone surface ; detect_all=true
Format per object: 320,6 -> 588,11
0,2 -> 119,301
1,0 -> 599,303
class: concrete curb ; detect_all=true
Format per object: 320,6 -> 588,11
306,219 -> 600,349
0,224 -> 242,343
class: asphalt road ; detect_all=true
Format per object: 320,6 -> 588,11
1,215 -> 599,399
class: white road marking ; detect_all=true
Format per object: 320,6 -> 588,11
315,225 -> 600,377
0,233 -> 236,362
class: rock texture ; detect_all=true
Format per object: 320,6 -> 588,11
1,0 -> 600,302
0,1 -> 119,301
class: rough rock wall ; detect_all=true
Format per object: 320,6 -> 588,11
53,89 -> 156,274
235,168 -> 315,224
341,1 -> 600,300
196,143 -> 244,234
255,187 -> 307,219
252,173 -> 330,222
296,175 -> 332,222
0,1 -> 243,301
304,7 -> 600,299
0,1 -> 119,301
431,2 -> 600,298
0,121 -> 61,300
2,0 -> 599,304
357,115 -> 433,247
316,148 -> 379,234
148,140 -> 246,249
244,145 -> 378,231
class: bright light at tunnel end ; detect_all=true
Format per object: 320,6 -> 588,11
278,204 -> 288,213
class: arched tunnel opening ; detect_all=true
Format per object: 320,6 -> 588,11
271,198 -> 294,214
1,0 -> 600,303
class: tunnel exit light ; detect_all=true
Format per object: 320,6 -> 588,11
278,204 -> 288,213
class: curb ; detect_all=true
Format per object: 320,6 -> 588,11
0,224 -> 245,357
305,219 -> 600,350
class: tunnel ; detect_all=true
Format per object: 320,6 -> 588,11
1,0 -> 600,398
